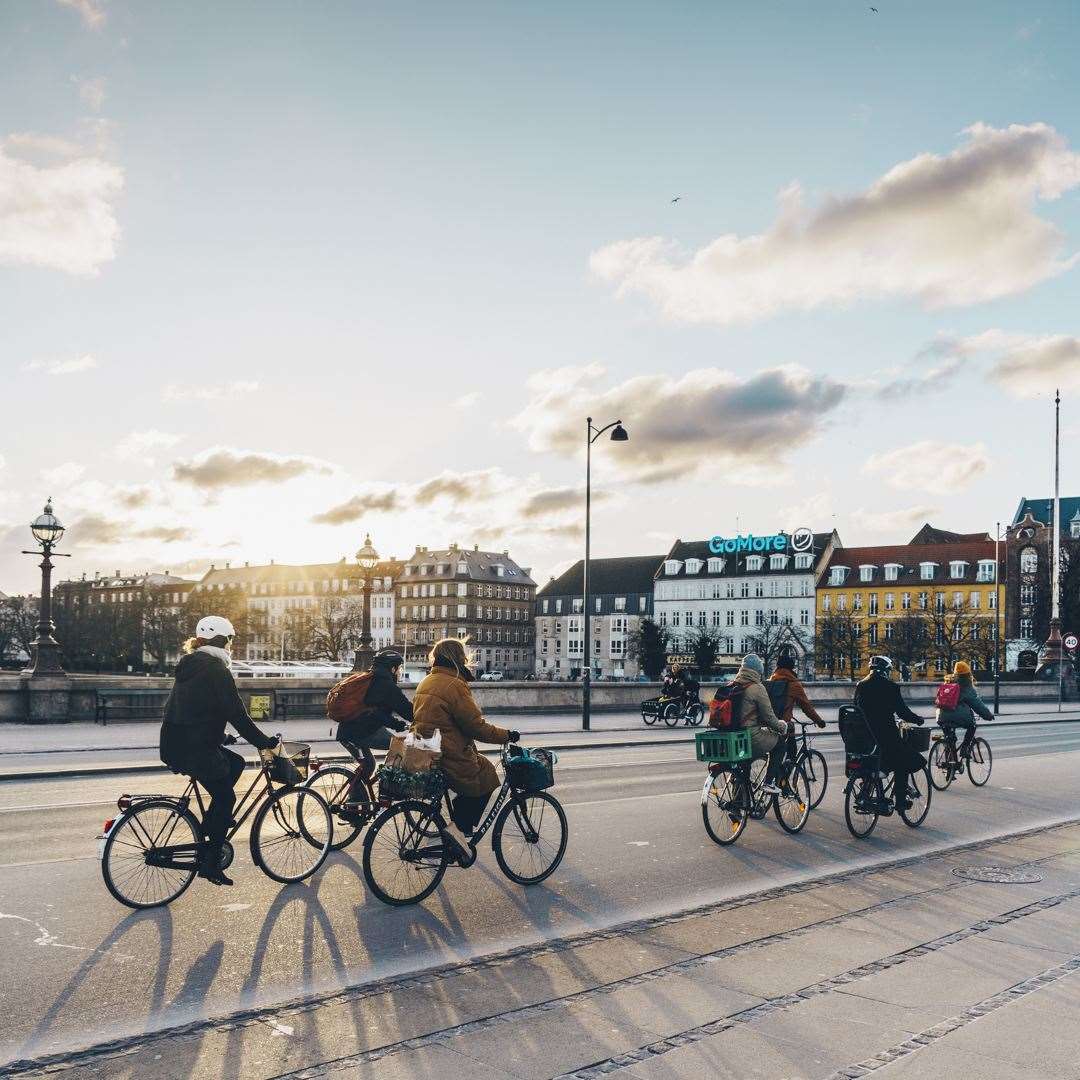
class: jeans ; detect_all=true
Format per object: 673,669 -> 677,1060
188,747 -> 245,851
338,724 -> 392,800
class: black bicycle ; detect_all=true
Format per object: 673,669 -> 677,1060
642,695 -> 704,727
928,725 -> 992,790
99,738 -> 332,909
787,721 -> 829,809
361,746 -> 568,906
701,754 -> 812,847
842,723 -> 932,838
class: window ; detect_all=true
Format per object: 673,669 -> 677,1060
794,553 -> 812,570
1020,547 -> 1037,574
1020,617 -> 1033,638
869,594 -> 879,615
868,623 -> 878,645
822,594 -> 831,612
595,597 -> 602,613
885,593 -> 895,611
920,562 -> 936,580
800,608 -> 810,625
542,599 -> 549,614
935,593 -> 945,613
672,611 -> 680,627
829,567 -> 848,585
988,590 -> 997,610
740,609 -> 749,626
853,593 -> 863,610
953,591 -> 964,609
949,561 -> 967,580
976,560 -> 996,583
917,591 -> 927,609
726,610 -> 734,626
572,597 -> 583,613
746,555 -> 763,571
685,610 -> 693,628
726,582 -> 736,598
685,558 -> 702,574
969,592 -> 980,609
614,596 -> 626,611
755,609 -> 765,626
859,566 -> 874,582
754,581 -> 764,598
712,610 -> 721,627
1020,584 -> 1035,605
837,595 -> 846,611
770,554 -> 788,570
884,622 -> 894,641
698,611 -> 707,627
659,611 -> 668,627
768,609 -> 778,625
884,563 -> 901,581
707,557 -> 724,573
639,596 -> 647,612
664,560 -> 682,576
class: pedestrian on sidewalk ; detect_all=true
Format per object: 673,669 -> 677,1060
159,616 -> 278,886
410,638 -> 520,858
936,661 -> 994,753
732,653 -> 791,795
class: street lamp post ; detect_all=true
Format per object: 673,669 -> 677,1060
21,499 -> 71,676
582,417 -> 629,731
352,533 -> 380,672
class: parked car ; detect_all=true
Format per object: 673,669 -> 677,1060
479,670 -> 504,681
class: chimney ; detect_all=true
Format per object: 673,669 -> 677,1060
210,564 -> 216,571
270,558 -> 275,565
225,561 -> 231,569
503,550 -> 509,556
244,561 -> 249,567
474,543 -> 479,552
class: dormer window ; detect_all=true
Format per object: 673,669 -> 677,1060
794,553 -> 812,570
770,554 -> 789,570
949,560 -> 967,580
884,563 -> 901,581
1071,510 -> 1080,539
746,555 -> 764,571
707,557 -> 724,573
859,565 -> 875,582
664,560 -> 682,576
457,560 -> 468,574
685,558 -> 702,575
976,559 -> 996,583
829,566 -> 849,586
919,562 -> 937,581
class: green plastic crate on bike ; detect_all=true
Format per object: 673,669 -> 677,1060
695,729 -> 752,763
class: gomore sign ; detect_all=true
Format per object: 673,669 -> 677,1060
708,527 -> 814,556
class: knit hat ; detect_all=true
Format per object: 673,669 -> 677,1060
742,653 -> 764,675
953,660 -> 972,676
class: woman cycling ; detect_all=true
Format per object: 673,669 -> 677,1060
159,616 -> 277,886
410,637 -> 519,859
936,660 -> 993,753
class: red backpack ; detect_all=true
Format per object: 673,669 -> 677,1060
708,684 -> 745,729
934,682 -> 961,710
326,671 -> 374,723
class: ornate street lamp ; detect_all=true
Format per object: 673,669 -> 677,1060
21,498 -> 71,676
352,533 -> 380,672
582,418 -> 629,730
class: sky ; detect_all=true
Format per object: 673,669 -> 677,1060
1,0 -> 1079,595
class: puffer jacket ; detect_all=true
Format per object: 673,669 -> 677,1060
936,674 -> 994,727
768,667 -> 825,726
732,665 -> 788,760
411,664 -> 511,797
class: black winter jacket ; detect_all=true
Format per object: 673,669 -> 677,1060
344,666 -> 414,738
160,650 -> 274,769
853,672 -> 926,775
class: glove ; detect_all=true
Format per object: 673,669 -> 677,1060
814,719 -> 827,729
264,734 -> 280,750
506,730 -> 521,744
391,718 -> 409,732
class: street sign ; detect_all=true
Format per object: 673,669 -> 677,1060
1064,634 -> 1078,651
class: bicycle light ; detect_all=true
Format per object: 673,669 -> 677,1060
117,795 -> 132,810
102,818 -> 115,834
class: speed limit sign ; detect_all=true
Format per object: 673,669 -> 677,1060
1064,633 -> 1078,651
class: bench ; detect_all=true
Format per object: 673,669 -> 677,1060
273,691 -> 328,722
95,688 -> 172,726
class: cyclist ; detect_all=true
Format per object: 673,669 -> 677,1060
410,637 -> 520,859
159,615 -> 278,886
852,655 -> 926,811
338,649 -> 413,805
936,660 -> 994,755
769,646 -> 826,730
731,653 -> 791,795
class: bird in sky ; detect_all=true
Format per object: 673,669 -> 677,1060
671,195 -> 682,203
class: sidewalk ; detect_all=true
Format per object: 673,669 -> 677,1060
12,819 -> 1080,1079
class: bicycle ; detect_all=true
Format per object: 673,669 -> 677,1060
662,696 -> 705,727
99,737 -> 332,909
842,722 -> 932,839
361,746 -> 568,906
701,740 -> 812,847
928,725 -> 992,791
786,721 -> 829,809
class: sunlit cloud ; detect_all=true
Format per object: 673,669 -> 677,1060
172,448 -> 334,491
24,354 -> 99,376
57,0 -> 106,29
862,440 -> 989,495
592,123 -> 1080,324
113,430 -> 184,465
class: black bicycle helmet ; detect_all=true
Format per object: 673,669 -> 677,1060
373,649 -> 404,669
777,646 -> 798,671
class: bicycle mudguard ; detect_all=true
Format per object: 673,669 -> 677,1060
700,775 -> 718,805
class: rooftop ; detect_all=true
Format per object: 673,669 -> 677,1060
403,545 -> 536,587
1013,496 -> 1080,532
820,538 -> 1002,588
538,555 -> 664,598
657,533 -> 835,579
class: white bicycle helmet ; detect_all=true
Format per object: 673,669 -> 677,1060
195,615 -> 235,640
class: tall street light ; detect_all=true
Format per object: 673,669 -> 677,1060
352,533 -> 380,672
582,418 -> 629,731
21,499 -> 71,676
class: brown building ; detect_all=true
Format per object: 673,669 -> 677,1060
396,544 -> 536,677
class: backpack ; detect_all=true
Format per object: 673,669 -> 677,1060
326,671 -> 374,723
765,679 -> 789,719
708,683 -> 745,729
934,682 -> 961,710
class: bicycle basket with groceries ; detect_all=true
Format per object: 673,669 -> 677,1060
505,746 -> 557,792
260,741 -> 312,786
377,728 -> 445,802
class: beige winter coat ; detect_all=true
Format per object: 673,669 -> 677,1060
733,666 -> 788,760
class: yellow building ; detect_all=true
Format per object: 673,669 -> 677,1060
815,529 -> 1005,680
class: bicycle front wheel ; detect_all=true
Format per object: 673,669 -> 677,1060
702,770 -> 747,846
306,765 -> 364,851
685,704 -> 705,727
363,801 -> 449,906
844,777 -> 879,839
662,703 -> 681,727
642,709 -> 657,726
251,786 -> 331,883
493,791 -> 568,885
967,738 -> 993,787
102,799 -> 200,909
774,765 -> 811,834
928,740 -> 955,791
804,749 -> 829,809
899,766 -> 932,828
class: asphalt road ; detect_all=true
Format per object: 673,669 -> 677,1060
2,720 -> 1079,1071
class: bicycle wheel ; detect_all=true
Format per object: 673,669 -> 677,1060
662,703 -> 681,727
899,766 -> 932,828
844,777 -> 879,839
642,708 -> 657,726
685,704 -> 705,727
363,800 -> 449,906
493,791 -> 568,885
774,765 -> 812,834
803,749 -> 829,809
102,799 -> 200,909
250,786 -> 331,884
306,765 -> 364,851
702,770 -> 747,846
967,738 -> 993,787
928,740 -> 955,791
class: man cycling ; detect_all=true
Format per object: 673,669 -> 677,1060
338,649 -> 413,804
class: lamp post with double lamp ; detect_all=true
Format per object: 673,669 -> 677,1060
21,499 -> 71,676
582,418 -> 629,731
352,533 -> 380,673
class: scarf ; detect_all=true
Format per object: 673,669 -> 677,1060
198,645 -> 233,672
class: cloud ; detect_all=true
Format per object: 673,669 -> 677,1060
453,392 -> 481,409
173,448 -> 333,491
162,381 -> 259,402
591,123 -> 1080,325
518,486 -> 606,519
135,525 -> 192,543
0,137 -> 122,275
511,362 -> 847,483
57,0 -> 106,28
113,429 -> 184,464
70,512 -> 122,546
850,505 -> 942,536
413,470 -> 505,506
74,76 -> 107,111
874,354 -> 968,399
114,486 -> 153,510
311,489 -> 401,525
24,354 -> 98,376
862,440 -> 989,495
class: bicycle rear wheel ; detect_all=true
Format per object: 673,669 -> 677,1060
844,777 -> 879,839
306,765 -> 365,851
702,769 -> 747,846
251,786 -> 331,883
774,765 -> 811,834
928,740 -> 955,791
102,799 -> 200,909
967,738 -> 993,787
899,766 -> 932,828
803,749 -> 829,809
662,703 -> 681,727
363,800 -> 449,906
493,791 -> 568,885
685,704 -> 705,727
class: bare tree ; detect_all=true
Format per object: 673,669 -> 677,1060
811,611 -> 863,681
884,614 -> 930,677
140,587 -> 187,672
745,620 -> 810,675
310,597 -> 364,662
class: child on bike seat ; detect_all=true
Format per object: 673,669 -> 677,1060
338,649 -> 413,801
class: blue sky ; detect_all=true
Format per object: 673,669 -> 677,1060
1,0 -> 1078,593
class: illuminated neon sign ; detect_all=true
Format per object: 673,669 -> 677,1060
708,527 -> 814,555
